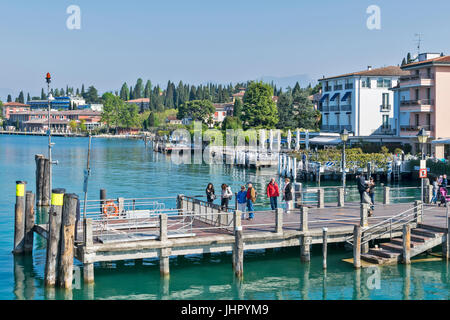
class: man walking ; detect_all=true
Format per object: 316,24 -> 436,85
266,178 -> 280,210
246,183 -> 256,220
237,185 -> 248,220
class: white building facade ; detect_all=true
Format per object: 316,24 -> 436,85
319,66 -> 408,136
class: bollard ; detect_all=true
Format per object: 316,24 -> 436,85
117,197 -> 124,214
360,203 -> 369,228
13,181 -> 27,255
383,186 -> 390,205
294,183 -> 302,208
337,187 -> 345,207
317,188 -> 324,208
353,225 -> 361,269
59,193 -> 78,289
301,235 -> 311,262
159,214 -> 170,278
300,206 -> 309,231
275,208 -> 283,234
83,218 -> 94,284
425,184 -> 433,204
100,189 -> 107,214
233,221 -> 244,279
402,224 -> 411,264
323,227 -> 328,269
24,191 -> 35,253
44,188 -> 65,287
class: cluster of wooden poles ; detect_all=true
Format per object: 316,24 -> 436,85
13,180 -> 80,289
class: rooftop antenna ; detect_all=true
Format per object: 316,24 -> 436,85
415,33 -> 423,59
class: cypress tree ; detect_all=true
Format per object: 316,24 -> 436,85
144,80 -> 152,98
120,82 -> 130,101
41,88 -> 46,99
18,91 -> 25,103
7,94 -> 12,102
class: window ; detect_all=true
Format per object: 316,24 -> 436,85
415,89 -> 419,100
362,78 -> 371,88
415,114 -> 420,126
426,113 -> 431,126
325,114 -> 329,125
377,78 -> 383,88
427,68 -> 431,78
347,114 -> 351,125
382,93 -> 390,109
382,115 -> 389,128
427,88 -> 431,100
377,78 -> 392,88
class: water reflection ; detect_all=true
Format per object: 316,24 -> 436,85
13,255 -> 36,300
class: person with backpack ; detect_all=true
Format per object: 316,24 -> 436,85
282,178 -> 293,214
266,178 -> 280,210
237,185 -> 248,220
246,183 -> 256,220
220,184 -> 233,210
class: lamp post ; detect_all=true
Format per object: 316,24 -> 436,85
417,128 -> 429,203
45,73 -> 53,204
340,129 -> 349,190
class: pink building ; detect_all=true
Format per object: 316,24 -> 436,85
395,53 -> 450,158
2,102 -> 30,119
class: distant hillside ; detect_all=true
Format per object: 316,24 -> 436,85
257,74 -> 316,89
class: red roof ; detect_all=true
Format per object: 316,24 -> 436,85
402,55 -> 450,68
319,66 -> 408,81
126,98 -> 150,103
3,102 -> 30,107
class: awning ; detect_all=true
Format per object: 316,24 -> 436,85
330,93 -> 340,101
320,94 -> 329,102
341,92 -> 351,101
431,138 -> 450,144
309,136 -> 342,145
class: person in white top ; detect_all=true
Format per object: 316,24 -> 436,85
221,184 -> 233,210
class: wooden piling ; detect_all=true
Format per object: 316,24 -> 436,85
24,191 -> 35,253
294,183 -> 302,208
360,203 -> 369,228
301,235 -> 311,262
337,187 -> 344,207
383,186 -> 390,205
13,181 -> 27,255
444,217 -> 450,260
100,189 -> 107,214
44,188 -> 65,287
275,208 -> 283,234
234,224 -> 244,279
59,193 -> 78,289
83,218 -> 94,283
403,224 -> 411,264
317,188 -> 324,209
353,225 -> 361,269
159,214 -> 170,277
322,227 -> 328,269
42,158 -> 51,206
300,206 -> 309,232
35,154 -> 45,206
160,214 -> 168,242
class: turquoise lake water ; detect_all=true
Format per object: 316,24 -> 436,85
0,135 -> 448,300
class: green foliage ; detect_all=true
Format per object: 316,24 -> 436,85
233,98 -> 243,119
409,159 -> 450,176
241,82 -> 278,129
177,100 -> 215,123
119,83 -> 130,101
221,116 -> 242,130
101,93 -> 140,129
84,86 -> 99,104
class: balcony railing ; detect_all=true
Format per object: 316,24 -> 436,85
321,125 -> 352,132
340,104 -> 352,111
400,125 -> 433,132
329,105 -> 340,111
400,99 -> 434,106
399,75 -> 420,81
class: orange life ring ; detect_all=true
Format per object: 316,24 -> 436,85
103,201 -> 119,217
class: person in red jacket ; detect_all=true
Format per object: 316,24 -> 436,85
266,178 -> 280,210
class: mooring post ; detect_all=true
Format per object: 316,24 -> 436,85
425,184 -> 433,204
414,200 -> 423,224
13,181 -> 27,255
24,191 -> 35,253
301,235 -> 311,262
42,158 -> 51,206
300,206 -> 309,232
317,188 -> 324,209
323,227 -> 328,269
353,225 -> 361,269
337,187 -> 344,207
35,154 -> 44,206
176,194 -> 184,214
59,193 -> 78,289
232,210 -> 242,270
44,188 -> 65,287
117,197 -> 124,214
83,218 -> 94,284
234,222 -> 244,279
294,183 -> 302,208
383,186 -> 390,205
443,217 -> 450,260
159,214 -> 170,278
275,208 -> 283,234
402,224 -> 411,264
100,189 -> 107,214
360,203 -> 369,228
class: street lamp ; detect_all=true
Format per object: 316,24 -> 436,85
417,128 -> 429,203
340,129 -> 349,190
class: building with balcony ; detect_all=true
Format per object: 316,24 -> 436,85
2,102 -> 30,119
319,66 -> 408,136
393,53 -> 450,158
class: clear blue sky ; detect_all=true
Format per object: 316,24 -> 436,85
1,0 -> 450,99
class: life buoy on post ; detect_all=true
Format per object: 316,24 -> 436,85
103,201 -> 119,217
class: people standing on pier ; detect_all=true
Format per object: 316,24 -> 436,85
206,183 -> 216,204
237,186 -> 248,219
356,173 -> 368,203
431,176 -> 439,204
266,178 -> 280,210
282,178 -> 293,214
362,186 -> 374,217
442,174 -> 448,191
221,184 -> 233,210
246,183 -> 257,220
368,177 -> 375,210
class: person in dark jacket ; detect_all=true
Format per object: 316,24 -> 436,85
206,183 -> 215,204
282,178 -> 293,214
356,174 -> 368,203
